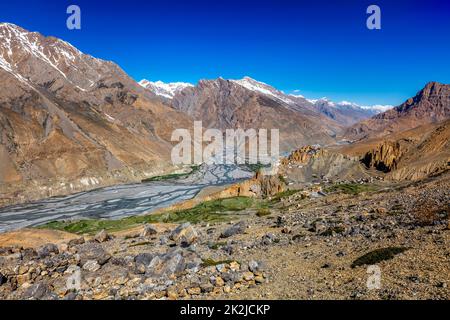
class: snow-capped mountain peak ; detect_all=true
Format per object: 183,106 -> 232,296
231,76 -> 295,105
0,22 -> 109,91
139,79 -> 193,99
303,96 -> 392,114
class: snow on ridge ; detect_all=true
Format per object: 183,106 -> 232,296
231,76 -> 296,105
306,97 -> 393,113
139,79 -> 193,99
0,22 -> 104,91
359,104 -> 393,112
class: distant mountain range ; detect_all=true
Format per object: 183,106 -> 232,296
0,23 -> 448,204
139,76 -> 392,127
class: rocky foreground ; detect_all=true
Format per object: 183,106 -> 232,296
0,169 -> 448,300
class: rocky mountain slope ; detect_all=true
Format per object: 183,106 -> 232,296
308,98 -> 391,127
345,82 -> 450,140
141,76 -> 386,135
0,23 -> 191,203
171,77 -> 341,151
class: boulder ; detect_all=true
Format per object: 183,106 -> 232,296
94,230 -> 112,243
37,243 -> 59,259
75,243 -> 111,266
170,223 -> 198,246
220,221 -> 247,238
146,252 -> 185,279
23,283 -> 51,300
82,260 -> 101,272
21,248 -> 38,260
134,253 -> 155,274
68,237 -> 85,247
141,224 -> 158,237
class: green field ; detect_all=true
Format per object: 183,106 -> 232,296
39,196 -> 261,235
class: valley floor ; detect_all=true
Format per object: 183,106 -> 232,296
0,171 -> 448,300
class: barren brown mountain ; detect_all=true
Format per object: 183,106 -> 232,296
170,77 -> 343,151
0,23 -> 192,204
345,82 -> 450,140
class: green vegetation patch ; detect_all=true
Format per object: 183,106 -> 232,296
256,208 -> 271,217
201,258 -> 235,267
141,165 -> 200,182
38,196 -> 257,235
351,247 -> 409,268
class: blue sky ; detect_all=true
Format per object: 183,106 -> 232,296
1,0 -> 449,105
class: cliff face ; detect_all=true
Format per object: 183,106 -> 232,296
361,141 -> 405,173
281,145 -> 323,165
341,120 -> 450,181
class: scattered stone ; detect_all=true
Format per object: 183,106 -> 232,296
221,221 -> 247,238
254,275 -> 265,284
37,243 -> 59,259
58,243 -> 69,253
146,250 -> 187,279
248,260 -> 266,273
141,224 -> 158,237
200,282 -> 214,293
170,223 -> 198,246
215,264 -> 227,273
262,233 -> 277,245
229,261 -> 240,272
375,207 -> 387,214
166,286 -> 178,299
281,227 -> 292,234
213,276 -> 225,287
248,260 -> 259,273
159,235 -> 169,245
222,245 -> 234,255
94,230 -> 112,243
310,222 -> 327,234
110,257 -> 127,267
0,272 -> 6,286
68,237 -> 85,247
83,260 -> 101,272
243,271 -> 254,281
187,287 -> 201,295
23,283 -> 50,300
76,243 -> 111,266
134,253 -> 154,274
21,248 -> 38,260
276,216 -> 287,227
